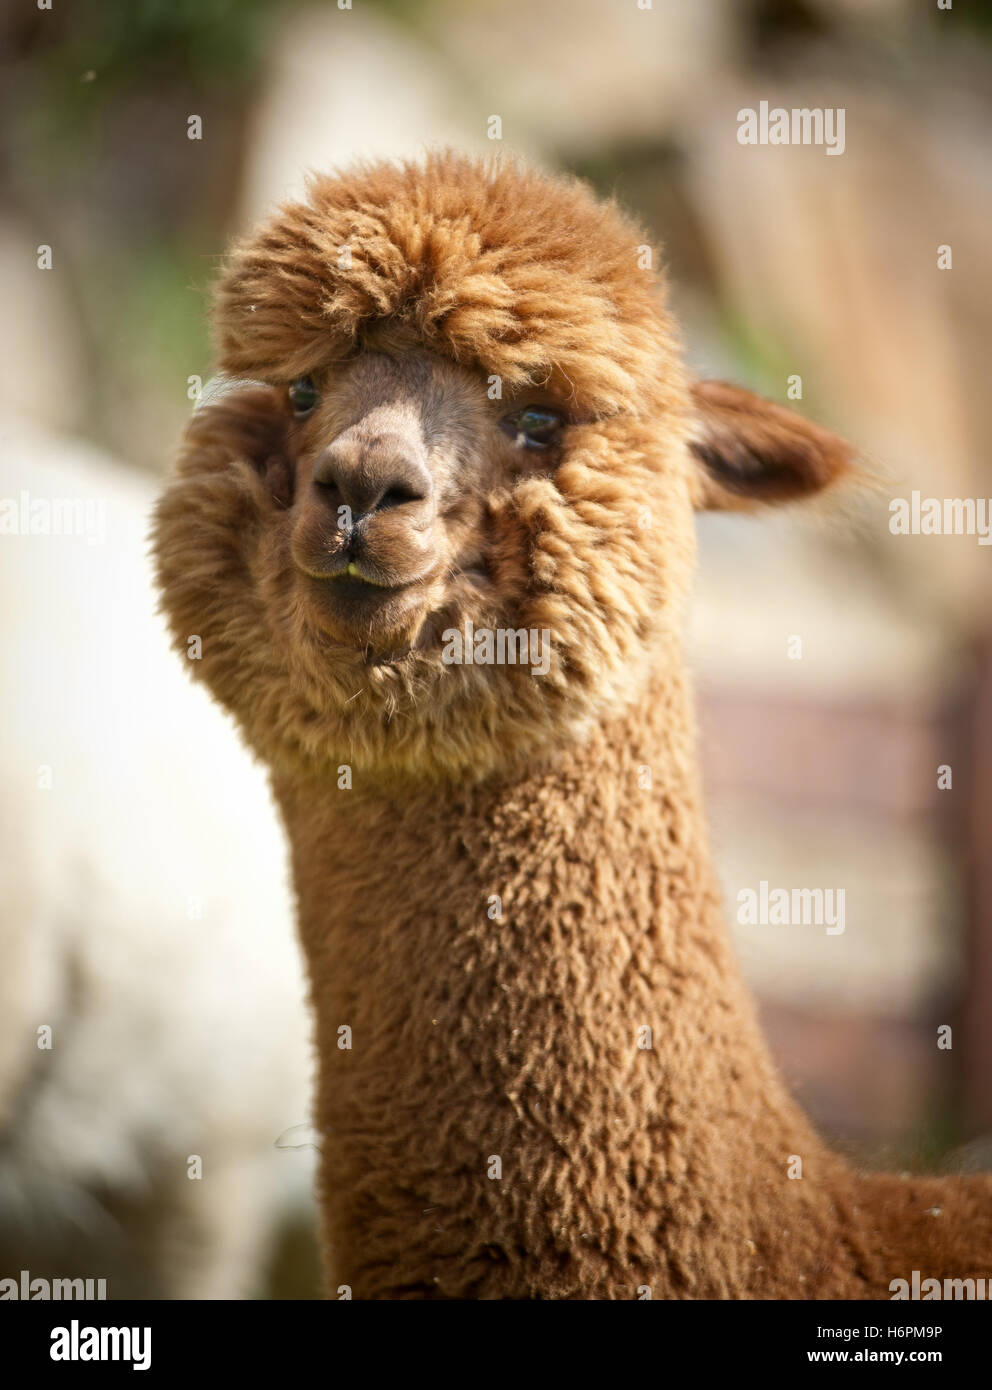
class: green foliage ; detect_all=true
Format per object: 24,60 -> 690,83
19,0 -> 277,165
45,0 -> 275,87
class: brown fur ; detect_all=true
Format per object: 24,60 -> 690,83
153,152 -> 991,1298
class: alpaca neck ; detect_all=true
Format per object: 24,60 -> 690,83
273,647 -> 851,1298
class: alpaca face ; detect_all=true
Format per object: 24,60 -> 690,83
155,354 -> 693,781
281,339 -> 576,657
153,154 -> 850,781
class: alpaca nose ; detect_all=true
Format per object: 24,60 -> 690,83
312,436 -> 433,521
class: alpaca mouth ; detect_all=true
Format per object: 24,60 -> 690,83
296,553 -> 403,587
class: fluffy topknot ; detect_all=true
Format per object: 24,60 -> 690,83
213,151 -> 683,418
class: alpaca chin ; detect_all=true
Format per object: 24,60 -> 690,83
298,570 -> 433,657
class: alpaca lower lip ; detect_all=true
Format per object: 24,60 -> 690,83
316,572 -> 409,602
302,569 -> 426,646
299,567 -> 422,621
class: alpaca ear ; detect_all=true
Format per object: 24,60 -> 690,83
688,380 -> 853,511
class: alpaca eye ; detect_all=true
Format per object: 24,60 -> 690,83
288,377 -> 318,416
500,406 -> 564,450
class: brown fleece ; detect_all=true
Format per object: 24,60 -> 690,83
153,151 -> 991,1299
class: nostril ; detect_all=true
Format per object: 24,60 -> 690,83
312,475 -> 340,501
379,484 -> 424,510
312,451 -> 342,491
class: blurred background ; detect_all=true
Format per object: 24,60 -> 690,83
1,0 -> 990,1296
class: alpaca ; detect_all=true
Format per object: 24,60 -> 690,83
153,152 -> 992,1299
0,416 -> 314,1298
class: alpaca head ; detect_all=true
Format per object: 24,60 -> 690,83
154,152 -> 850,782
